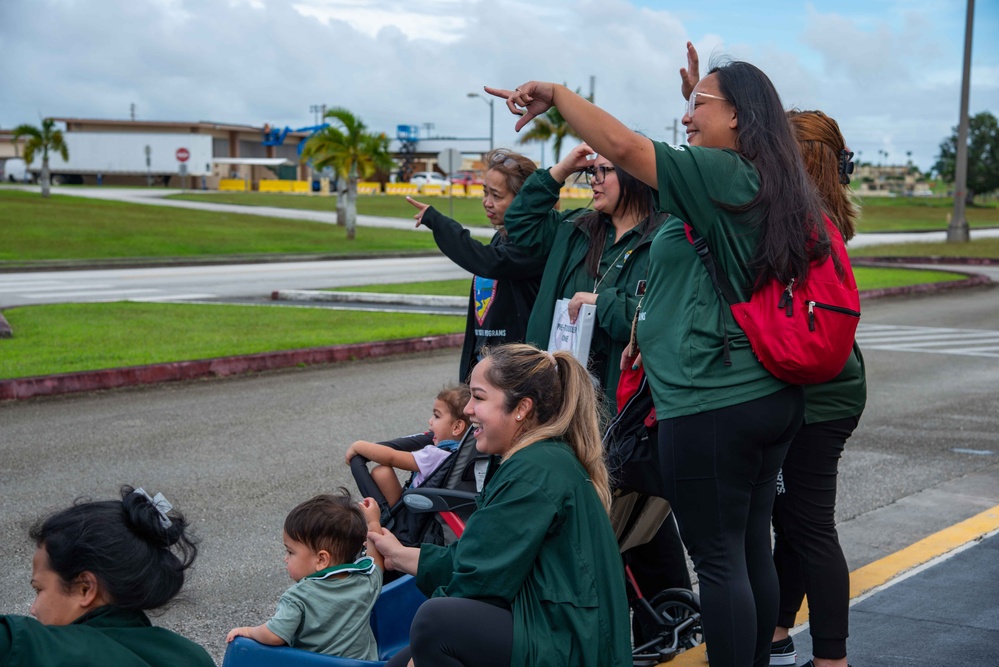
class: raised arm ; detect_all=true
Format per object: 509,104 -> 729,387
484,83 -> 657,188
345,440 -> 418,471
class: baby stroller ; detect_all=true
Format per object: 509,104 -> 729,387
349,428 -> 489,548
606,368 -> 704,665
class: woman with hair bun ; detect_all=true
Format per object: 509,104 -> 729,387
369,343 -> 631,667
0,486 -> 213,666
407,149 -> 546,382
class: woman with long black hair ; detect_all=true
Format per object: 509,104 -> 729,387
487,45 -> 828,667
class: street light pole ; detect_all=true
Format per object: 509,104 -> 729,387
948,0 -> 975,243
467,93 -> 494,151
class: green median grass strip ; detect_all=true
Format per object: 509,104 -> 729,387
0,302 -> 463,380
850,237 -> 999,258
168,191 -> 495,227
329,279 -> 470,296
0,190 -> 441,261
853,266 -> 969,289
0,266 -> 978,379
328,270 -> 969,297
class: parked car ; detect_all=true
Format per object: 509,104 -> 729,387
450,170 -> 483,186
408,171 -> 449,188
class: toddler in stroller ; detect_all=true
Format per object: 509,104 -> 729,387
348,384 -> 489,548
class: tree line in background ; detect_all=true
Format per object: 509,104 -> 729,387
934,111 -> 999,205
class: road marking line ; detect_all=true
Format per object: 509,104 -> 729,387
668,504 -> 999,666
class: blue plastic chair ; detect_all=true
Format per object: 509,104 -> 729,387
222,574 -> 426,667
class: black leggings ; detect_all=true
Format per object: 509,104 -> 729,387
658,385 -> 804,667
384,597 -> 513,667
772,415 -> 860,660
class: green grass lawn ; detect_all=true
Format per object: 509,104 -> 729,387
0,190 -> 441,262
0,302 -> 463,379
331,279 -> 470,296
856,196 -> 999,233
168,191 -> 999,234
330,270 -> 970,297
168,191 -> 495,227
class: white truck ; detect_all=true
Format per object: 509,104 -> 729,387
24,132 -> 213,183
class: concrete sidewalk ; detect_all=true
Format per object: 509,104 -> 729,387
673,467 -> 999,666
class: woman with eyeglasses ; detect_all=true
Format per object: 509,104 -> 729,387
487,42 -> 831,667
502,142 -> 664,399
407,149 -> 545,382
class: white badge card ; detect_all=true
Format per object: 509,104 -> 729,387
547,298 -> 596,364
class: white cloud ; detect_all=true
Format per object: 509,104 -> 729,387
0,0 -> 995,170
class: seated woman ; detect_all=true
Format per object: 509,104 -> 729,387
0,486 -> 213,666
503,142 -> 664,399
369,344 -> 632,667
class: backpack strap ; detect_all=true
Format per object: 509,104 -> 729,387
685,223 -> 736,367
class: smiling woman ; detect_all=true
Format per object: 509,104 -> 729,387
367,344 -> 632,667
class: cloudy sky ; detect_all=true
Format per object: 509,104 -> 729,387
1,0 -> 996,171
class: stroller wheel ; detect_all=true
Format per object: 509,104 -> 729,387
648,588 -> 703,651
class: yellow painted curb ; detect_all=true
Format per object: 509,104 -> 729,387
665,503 -> 999,666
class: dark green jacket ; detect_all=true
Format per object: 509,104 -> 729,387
504,169 -> 661,398
0,606 -> 213,667
416,439 -> 632,667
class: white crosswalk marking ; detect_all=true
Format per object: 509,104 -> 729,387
856,323 -> 999,358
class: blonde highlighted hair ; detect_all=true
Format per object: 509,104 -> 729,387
478,344 -> 611,512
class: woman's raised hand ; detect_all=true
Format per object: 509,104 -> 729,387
406,196 -> 430,227
680,41 -> 700,101
484,82 -> 557,132
550,143 -> 594,184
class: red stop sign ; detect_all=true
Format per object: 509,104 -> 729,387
176,148 -> 190,162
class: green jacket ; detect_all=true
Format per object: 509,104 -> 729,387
505,169 -> 660,398
0,606 -> 214,667
639,142 -> 788,418
416,439 -> 632,667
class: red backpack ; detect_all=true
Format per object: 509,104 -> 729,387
686,215 -> 860,385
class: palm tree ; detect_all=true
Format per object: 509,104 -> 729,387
300,108 -> 394,240
517,85 -> 590,165
12,118 -> 68,198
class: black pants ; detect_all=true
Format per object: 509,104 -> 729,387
658,385 -> 804,667
772,414 -> 860,660
385,597 -> 513,667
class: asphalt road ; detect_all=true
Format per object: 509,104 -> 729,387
0,258 -> 473,308
1,280 -> 998,665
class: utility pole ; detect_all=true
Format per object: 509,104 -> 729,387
672,119 -> 679,146
589,75 -> 595,102
948,0 -> 975,243
130,103 -> 136,121
309,104 -> 324,126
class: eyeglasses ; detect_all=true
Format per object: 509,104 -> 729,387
490,152 -> 519,170
584,165 -> 615,184
685,91 -> 728,119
